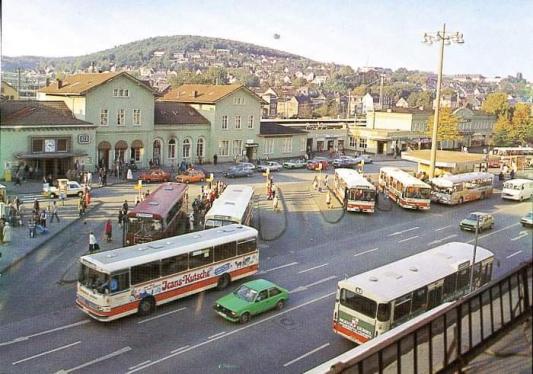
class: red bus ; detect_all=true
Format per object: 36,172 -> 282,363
126,183 -> 188,245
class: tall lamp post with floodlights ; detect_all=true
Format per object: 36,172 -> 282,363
423,24 -> 464,178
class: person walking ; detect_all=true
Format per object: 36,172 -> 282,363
59,190 -> 66,206
104,219 -> 113,242
122,200 -> 129,215
213,154 -> 218,166
127,168 -> 133,181
40,209 -> 48,228
50,201 -> 60,223
0,219 -> 4,244
33,198 -> 40,213
326,191 -> 332,209
89,232 -> 99,253
273,194 -> 280,212
78,197 -> 84,217
14,196 -> 21,211
118,208 -> 124,228
3,222 -> 12,244
28,218 -> 36,238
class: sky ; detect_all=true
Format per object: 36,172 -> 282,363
2,0 -> 532,79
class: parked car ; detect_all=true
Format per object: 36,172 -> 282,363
175,169 -> 205,184
332,156 -> 358,168
213,279 -> 289,323
257,161 -> 282,172
224,166 -> 253,178
459,212 -> 494,232
520,212 -> 533,227
283,159 -> 307,169
307,157 -> 329,171
353,155 -> 373,164
236,162 -> 256,172
138,169 -> 171,183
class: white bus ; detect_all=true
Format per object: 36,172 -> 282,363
333,168 -> 376,213
502,179 -> 533,201
77,224 -> 259,322
379,167 -> 431,210
332,242 -> 494,344
429,172 -> 494,205
204,185 -> 254,229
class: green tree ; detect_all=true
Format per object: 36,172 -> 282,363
426,107 -> 461,148
482,92 -> 510,119
352,85 -> 367,96
292,77 -> 307,88
491,115 -> 513,146
407,91 -> 432,109
510,103 -> 533,145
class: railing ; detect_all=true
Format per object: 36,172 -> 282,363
309,260 -> 532,374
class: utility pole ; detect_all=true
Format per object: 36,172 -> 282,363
378,75 -> 384,110
469,215 -> 480,293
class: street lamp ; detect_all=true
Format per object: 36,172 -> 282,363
469,214 -> 480,293
423,24 -> 464,178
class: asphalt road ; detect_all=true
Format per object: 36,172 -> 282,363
0,166 -> 531,374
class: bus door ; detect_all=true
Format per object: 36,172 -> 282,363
427,280 -> 444,309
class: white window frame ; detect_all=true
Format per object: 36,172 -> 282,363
133,109 -> 141,125
282,137 -> 292,153
349,136 -> 357,147
359,138 -> 367,149
113,89 -> 118,97
182,139 -> 191,159
168,139 -> 176,159
264,138 -> 274,155
219,140 -> 229,156
117,109 -> 125,126
248,115 -> 254,129
222,115 -> 228,130
235,115 -> 241,129
232,140 -> 243,156
196,138 -> 205,157
100,109 -> 108,126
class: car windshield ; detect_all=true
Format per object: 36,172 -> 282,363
233,285 -> 258,302
78,264 -> 110,294
467,213 -> 482,220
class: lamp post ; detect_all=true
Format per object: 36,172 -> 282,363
469,215 -> 480,293
423,24 -> 464,178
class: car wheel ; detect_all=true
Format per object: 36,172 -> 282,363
239,312 -> 251,324
138,297 -> 155,316
276,300 -> 285,310
216,273 -> 231,290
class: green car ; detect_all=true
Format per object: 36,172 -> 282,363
214,279 -> 289,323
460,212 -> 494,232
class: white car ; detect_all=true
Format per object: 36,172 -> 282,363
236,162 -> 256,171
257,161 -> 282,172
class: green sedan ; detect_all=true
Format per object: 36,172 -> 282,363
214,279 -> 289,323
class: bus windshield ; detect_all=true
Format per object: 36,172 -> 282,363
349,189 -> 376,202
233,284 -> 258,302
340,289 -> 377,319
129,217 -> 163,236
79,264 -> 109,294
404,187 -> 431,199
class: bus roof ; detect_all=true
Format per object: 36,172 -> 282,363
128,183 -> 188,219
80,224 -> 258,273
380,167 -> 431,189
335,169 -> 376,190
503,178 -> 533,186
338,242 -> 494,302
205,185 -> 254,222
430,172 -> 494,188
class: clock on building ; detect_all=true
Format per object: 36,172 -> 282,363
45,139 -> 56,152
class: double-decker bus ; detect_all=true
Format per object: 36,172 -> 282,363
333,168 -> 376,213
126,183 -> 188,245
378,167 -> 431,210
204,185 -> 254,229
429,172 -> 494,205
332,242 -> 494,344
77,224 -> 259,321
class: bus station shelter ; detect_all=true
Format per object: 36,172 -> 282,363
402,150 -> 484,176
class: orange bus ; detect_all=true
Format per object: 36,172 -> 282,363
126,183 -> 188,245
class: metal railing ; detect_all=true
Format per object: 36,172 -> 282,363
312,260 -> 532,374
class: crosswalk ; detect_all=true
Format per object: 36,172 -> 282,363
17,193 -> 46,204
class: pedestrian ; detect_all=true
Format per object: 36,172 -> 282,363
313,176 -> 318,191
40,209 -> 48,228
213,154 -> 218,165
3,222 -> 11,244
89,232 -> 99,253
326,191 -> 332,209
122,200 -> 129,214
14,196 -> 21,211
28,218 -> 36,238
50,201 -> 60,223
59,190 -> 66,206
127,168 -> 133,180
78,197 -> 84,217
118,208 -> 124,227
84,190 -> 91,206
104,219 -> 113,242
273,194 -> 279,212
87,171 -> 92,187
33,198 -> 40,213
510,169 -> 515,179
0,219 -> 4,244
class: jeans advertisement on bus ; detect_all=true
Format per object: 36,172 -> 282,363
338,310 -> 374,341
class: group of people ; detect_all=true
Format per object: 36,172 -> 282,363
77,188 -> 92,217
191,180 -> 227,229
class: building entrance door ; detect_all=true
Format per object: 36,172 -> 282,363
377,141 -> 385,154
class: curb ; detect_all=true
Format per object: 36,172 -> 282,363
309,186 -> 345,224
0,201 -> 104,275
257,188 -> 288,242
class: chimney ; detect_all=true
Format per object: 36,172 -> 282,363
57,78 -> 63,89
192,90 -> 198,98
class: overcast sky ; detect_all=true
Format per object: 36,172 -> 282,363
3,0 -> 532,79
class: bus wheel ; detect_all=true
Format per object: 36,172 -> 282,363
138,297 -> 155,316
217,273 -> 231,290
239,312 -> 250,324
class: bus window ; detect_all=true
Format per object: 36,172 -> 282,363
427,285 -> 443,309
340,289 -> 377,319
393,295 -> 412,323
131,261 -> 161,285
215,241 -> 237,261
472,263 -> 482,287
237,238 -> 257,255
110,272 -> 130,294
189,248 -> 213,269
456,268 -> 471,293
481,262 -> 492,285
377,303 -> 391,322
443,273 -> 457,299
161,254 -> 188,276
411,287 -> 428,314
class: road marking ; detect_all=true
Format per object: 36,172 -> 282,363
435,225 -> 452,232
510,231 -> 528,241
257,261 -> 298,274
56,346 -> 131,373
289,275 -> 337,293
398,235 -> 419,243
467,223 -> 520,243
354,248 -> 379,257
0,320 -> 90,347
126,292 -> 336,373
12,341 -> 81,365
170,345 -> 190,354
506,250 -> 522,259
283,343 -> 330,367
388,227 -> 419,237
128,361 -> 151,371
298,263 -> 328,274
427,234 -> 458,246
137,307 -> 187,324
207,331 -> 226,340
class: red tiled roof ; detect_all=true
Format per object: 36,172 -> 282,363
154,102 -> 209,125
161,84 -> 266,104
0,101 -> 93,127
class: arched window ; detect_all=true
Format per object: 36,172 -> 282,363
153,140 -> 162,166
183,139 -> 191,159
196,138 -> 205,158
168,139 -> 176,159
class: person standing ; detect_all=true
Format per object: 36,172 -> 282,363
326,191 -> 332,209
104,219 -> 113,242
50,201 -> 60,223
59,190 -> 66,206
40,209 -> 48,228
118,208 -> 124,228
273,194 -> 279,212
28,218 -> 36,238
122,200 -> 129,215
89,232 -> 98,253
0,219 -> 4,244
213,154 -> 218,165
33,198 -> 40,214
14,196 -> 21,211
78,196 -> 84,217
3,222 -> 12,244
127,168 -> 133,181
